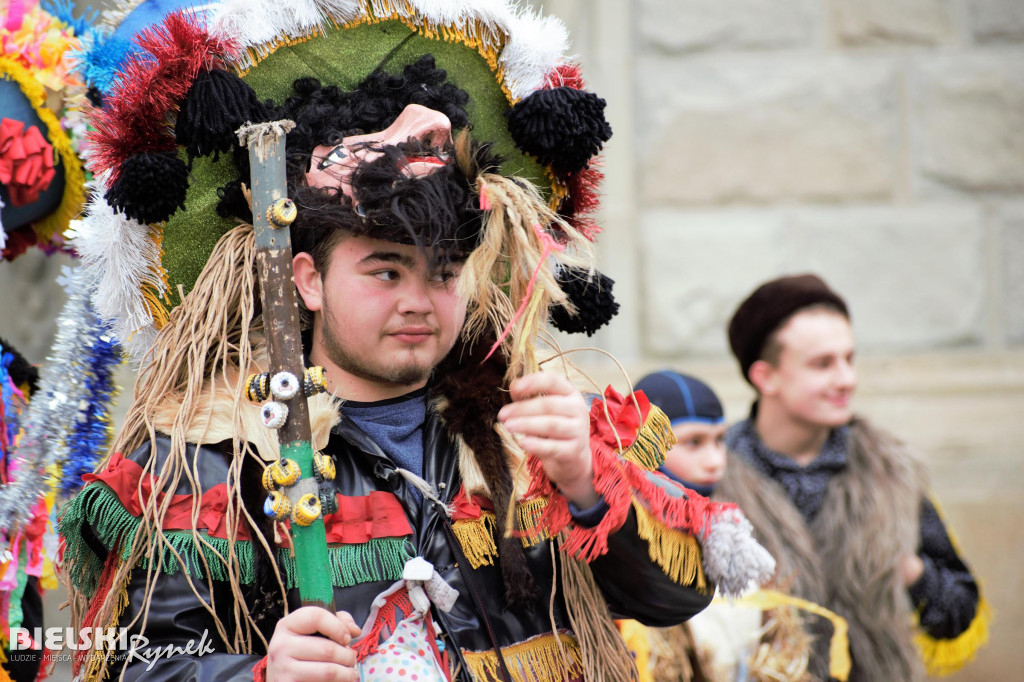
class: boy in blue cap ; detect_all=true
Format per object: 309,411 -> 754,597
634,371 -> 728,499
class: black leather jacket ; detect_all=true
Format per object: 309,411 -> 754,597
79,407 -> 713,680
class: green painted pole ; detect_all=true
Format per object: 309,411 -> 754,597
241,120 -> 335,610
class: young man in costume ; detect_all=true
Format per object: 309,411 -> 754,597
719,274 -> 988,681
58,2 -> 773,681
621,371 -> 849,682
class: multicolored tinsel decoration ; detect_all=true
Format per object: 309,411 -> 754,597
0,265 -> 120,534
61,325 -> 118,496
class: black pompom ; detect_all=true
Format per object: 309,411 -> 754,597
175,68 -> 271,162
106,151 -> 189,224
550,267 -> 620,336
505,87 -> 612,175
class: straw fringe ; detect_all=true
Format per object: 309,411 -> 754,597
459,173 -> 592,383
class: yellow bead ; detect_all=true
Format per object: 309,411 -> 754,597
292,493 -> 322,526
313,452 -> 336,481
269,458 -> 301,487
261,466 -> 277,492
267,198 -> 297,228
264,491 -> 291,520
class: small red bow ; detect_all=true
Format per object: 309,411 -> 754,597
0,117 -> 56,206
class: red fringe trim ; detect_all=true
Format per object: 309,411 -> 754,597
86,10 -> 237,180
524,386 -> 740,563
352,588 -> 415,661
525,439 -> 631,562
252,656 -> 268,682
72,554 -> 119,675
622,460 -> 740,539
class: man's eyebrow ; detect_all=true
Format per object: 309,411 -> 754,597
359,251 -> 417,269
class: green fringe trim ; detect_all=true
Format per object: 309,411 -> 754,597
60,483 -> 414,596
276,537 -> 413,590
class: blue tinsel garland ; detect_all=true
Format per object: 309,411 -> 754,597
61,314 -> 120,497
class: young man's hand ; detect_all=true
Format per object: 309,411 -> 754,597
899,553 -> 925,587
498,372 -> 599,508
266,606 -> 362,682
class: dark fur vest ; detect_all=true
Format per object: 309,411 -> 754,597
717,417 -> 927,682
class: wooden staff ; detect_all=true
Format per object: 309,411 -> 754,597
240,120 -> 335,609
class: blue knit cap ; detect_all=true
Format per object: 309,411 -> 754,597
634,371 -> 724,426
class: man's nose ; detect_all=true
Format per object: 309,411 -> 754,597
397,276 -> 435,315
836,359 -> 857,389
383,104 -> 453,149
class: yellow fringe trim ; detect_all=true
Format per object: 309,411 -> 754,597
620,405 -> 675,471
139,223 -> 172,329
452,499 -> 552,569
911,496 -> 990,676
240,5 -> 504,102
0,57 -> 86,245
0,662 -> 11,681
462,632 -> 583,682
515,496 -> 551,546
453,514 -> 498,568
632,500 -> 706,592
914,597 -> 991,677
729,588 -> 852,682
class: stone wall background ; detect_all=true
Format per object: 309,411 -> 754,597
0,0 -> 1021,678
541,0 -> 1024,678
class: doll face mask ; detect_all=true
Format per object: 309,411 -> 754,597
305,103 -> 454,203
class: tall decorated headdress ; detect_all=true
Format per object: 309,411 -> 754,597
0,0 -> 88,259
60,1 -> 774,680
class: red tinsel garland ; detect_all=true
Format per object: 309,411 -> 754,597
86,10 -> 237,182
541,63 -> 604,242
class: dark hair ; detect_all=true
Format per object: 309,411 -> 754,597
758,302 -> 850,366
217,53 -> 472,232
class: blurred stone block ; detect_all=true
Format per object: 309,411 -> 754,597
640,205 -> 987,355
637,54 -> 899,205
833,0 -> 960,46
999,202 -> 1024,345
913,54 -> 1024,195
637,0 -> 819,52
969,0 -> 1024,43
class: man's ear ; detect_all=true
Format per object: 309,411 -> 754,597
293,252 -> 324,313
749,360 -> 777,396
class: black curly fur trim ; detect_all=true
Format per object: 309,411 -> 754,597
430,335 -> 538,611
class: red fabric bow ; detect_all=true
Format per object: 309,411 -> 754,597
588,385 -> 652,452
0,117 -> 56,206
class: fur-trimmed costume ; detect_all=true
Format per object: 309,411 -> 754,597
56,1 -> 775,680
60,368 -> 722,680
722,415 -> 988,680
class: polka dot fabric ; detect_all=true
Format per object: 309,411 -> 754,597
358,616 -> 447,682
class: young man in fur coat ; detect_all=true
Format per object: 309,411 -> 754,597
719,274 -> 988,681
